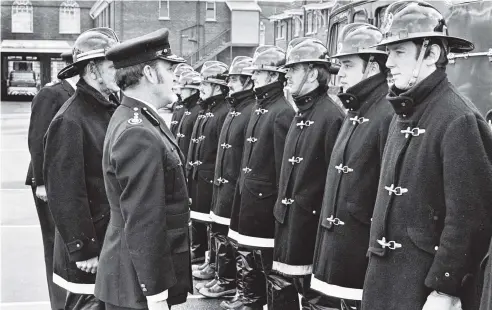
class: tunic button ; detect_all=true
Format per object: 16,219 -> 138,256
401,102 -> 406,107
312,210 -> 316,215
91,238 -> 96,242
259,193 -> 263,197
142,288 -> 147,292
433,216 -> 439,221
434,246 -> 439,251
76,244 -> 80,248
445,272 -> 450,277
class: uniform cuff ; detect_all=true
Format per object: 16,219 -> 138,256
146,290 -> 168,302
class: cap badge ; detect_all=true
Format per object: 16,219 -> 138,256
128,112 -> 143,125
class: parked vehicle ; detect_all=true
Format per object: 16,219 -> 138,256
7,70 -> 38,97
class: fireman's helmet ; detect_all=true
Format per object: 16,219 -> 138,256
228,56 -> 254,76
377,0 -> 474,53
245,45 -> 287,73
179,71 -> 201,90
58,27 -> 120,79
174,63 -> 194,81
284,37 -> 331,68
200,61 -> 229,86
333,23 -> 387,58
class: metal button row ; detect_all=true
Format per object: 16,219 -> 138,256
384,184 -> 408,196
349,116 -> 369,125
296,120 -> 314,129
335,164 -> 353,174
401,127 -> 425,138
288,156 -> 303,165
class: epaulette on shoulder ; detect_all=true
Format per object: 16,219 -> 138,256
45,80 -> 60,87
141,107 -> 160,126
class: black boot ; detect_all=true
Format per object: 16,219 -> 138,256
221,241 -> 245,309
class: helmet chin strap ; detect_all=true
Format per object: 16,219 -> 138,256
292,64 -> 313,98
362,55 -> 375,80
241,76 -> 252,91
406,38 -> 429,89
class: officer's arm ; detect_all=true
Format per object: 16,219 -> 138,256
43,117 -> 100,262
28,87 -> 57,186
425,114 -> 492,296
273,107 -> 295,186
111,126 -> 175,299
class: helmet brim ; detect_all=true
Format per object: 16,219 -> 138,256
374,33 -> 474,53
282,60 -> 340,75
244,66 -> 286,74
332,50 -> 388,59
57,59 -> 93,80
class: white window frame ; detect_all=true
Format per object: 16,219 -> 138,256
293,16 -> 302,37
206,1 -> 216,22
306,12 -> 313,35
159,0 -> 170,20
276,21 -> 286,40
259,21 -> 266,45
11,0 -> 33,33
59,0 -> 80,34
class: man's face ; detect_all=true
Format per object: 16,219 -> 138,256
199,81 -> 216,100
180,87 -> 196,100
337,55 -> 366,90
153,60 -> 177,105
386,41 -> 420,90
172,81 -> 181,96
252,70 -> 272,89
228,75 -> 245,94
285,63 -> 308,95
97,60 -> 119,93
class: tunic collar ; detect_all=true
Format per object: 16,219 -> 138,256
76,78 -> 118,111
338,73 -> 388,112
293,85 -> 326,112
387,69 -> 447,117
123,94 -> 160,114
202,93 -> 226,111
182,92 -> 200,109
226,89 -> 255,108
254,81 -> 284,107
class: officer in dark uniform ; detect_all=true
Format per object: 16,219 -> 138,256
198,56 -> 256,299
270,37 -> 344,310
175,71 -> 203,158
309,24 -> 393,310
362,2 -> 492,310
95,28 -> 192,310
25,50 -> 77,310
43,27 -> 120,309
227,46 -> 295,310
187,61 -> 230,273
170,63 -> 194,136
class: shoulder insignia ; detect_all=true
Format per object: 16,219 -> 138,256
141,107 -> 160,126
128,110 -> 143,125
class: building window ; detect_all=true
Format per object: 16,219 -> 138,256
259,21 -> 266,45
306,12 -> 313,34
276,21 -> 286,40
294,17 -> 302,37
159,0 -> 170,20
11,0 -> 33,33
59,0 -> 80,34
206,1 -> 216,21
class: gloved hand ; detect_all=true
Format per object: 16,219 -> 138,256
422,291 -> 462,310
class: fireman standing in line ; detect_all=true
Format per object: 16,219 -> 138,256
175,71 -> 202,158
226,46 -> 295,310
270,37 -> 344,309
170,63 -> 193,136
187,61 -> 230,271
361,1 -> 492,309
199,56 -> 256,300
309,23 -> 393,310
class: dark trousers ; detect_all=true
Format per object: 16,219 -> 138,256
303,286 -> 361,310
237,247 -> 273,307
65,293 -> 105,310
266,272 -> 299,310
191,220 -> 207,259
31,186 -> 66,310
211,223 -> 236,287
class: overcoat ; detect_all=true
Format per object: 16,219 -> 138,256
26,79 -> 75,186
228,81 -> 295,249
362,69 -> 492,310
95,95 -> 192,308
43,79 -> 117,293
186,93 -> 229,222
310,73 -> 393,298
272,85 -> 344,277
170,100 -> 185,137
210,89 -> 255,226
176,92 -> 201,158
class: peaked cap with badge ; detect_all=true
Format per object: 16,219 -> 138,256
96,27 -> 192,309
377,0 -> 474,53
58,27 -> 119,79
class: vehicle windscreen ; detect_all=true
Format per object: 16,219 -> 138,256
444,1 -> 492,115
10,71 -> 35,82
